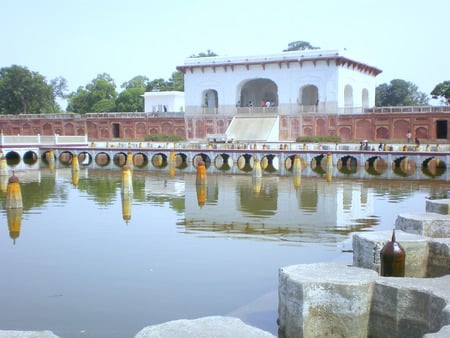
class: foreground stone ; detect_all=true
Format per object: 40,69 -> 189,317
278,263 -> 378,338
0,331 -> 59,338
352,230 -> 429,277
426,198 -> 450,215
396,212 -> 450,238
278,263 -> 450,338
135,316 -> 275,338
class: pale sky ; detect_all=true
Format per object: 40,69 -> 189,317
1,0 -> 449,102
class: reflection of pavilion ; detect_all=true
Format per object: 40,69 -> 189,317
183,175 -> 375,238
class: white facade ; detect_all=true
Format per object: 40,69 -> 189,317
177,49 -> 381,116
142,91 -> 185,113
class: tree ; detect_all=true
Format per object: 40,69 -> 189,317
121,75 -> 149,90
168,71 -> 184,91
375,79 -> 429,106
67,73 -> 117,113
115,87 -> 145,112
283,41 -> 319,52
145,78 -> 169,92
431,81 -> 450,105
189,50 -> 218,58
49,76 -> 68,113
0,65 -> 55,114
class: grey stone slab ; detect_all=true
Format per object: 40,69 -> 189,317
426,199 -> 450,215
396,212 -> 450,237
370,275 -> 450,337
352,230 -> 429,277
278,263 -> 378,338
427,238 -> 450,277
135,316 -> 275,338
0,331 -> 59,338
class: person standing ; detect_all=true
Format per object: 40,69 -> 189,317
406,131 -> 411,143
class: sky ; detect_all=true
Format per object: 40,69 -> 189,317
1,0 -> 449,104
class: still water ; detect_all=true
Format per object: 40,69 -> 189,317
0,168 -> 448,338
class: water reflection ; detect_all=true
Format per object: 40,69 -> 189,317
0,168 -> 449,337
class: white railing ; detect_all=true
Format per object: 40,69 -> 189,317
0,134 -> 88,146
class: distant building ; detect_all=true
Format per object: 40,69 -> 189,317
142,91 -> 184,114
176,49 -> 382,141
177,49 -> 382,116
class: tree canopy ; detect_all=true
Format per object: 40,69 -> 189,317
283,41 -> 320,52
189,50 -> 218,58
0,65 -> 66,114
67,73 -> 118,113
431,81 -> 450,105
375,79 -> 429,106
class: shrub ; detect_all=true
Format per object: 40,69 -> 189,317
296,136 -> 341,143
144,134 -> 186,142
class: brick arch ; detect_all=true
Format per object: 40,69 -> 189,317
136,122 -> 146,138
290,118 -> 299,138
316,119 -> 326,135
393,119 -> 409,139
376,127 -> 389,139
87,122 -> 99,139
64,123 -> 75,136
42,123 -> 53,136
124,128 -> 133,139
303,127 -> 313,136
161,122 -> 173,134
175,127 -> 185,136
339,127 -> 351,140
23,123 -> 32,134
415,126 -> 428,139
355,119 -> 371,139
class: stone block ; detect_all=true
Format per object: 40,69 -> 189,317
369,275 -> 450,337
0,331 -> 59,338
396,212 -> 450,238
135,316 -> 275,338
426,199 -> 450,215
278,262 -> 378,338
352,230 -> 429,277
427,238 -> 450,277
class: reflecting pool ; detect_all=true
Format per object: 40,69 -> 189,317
0,168 -> 448,338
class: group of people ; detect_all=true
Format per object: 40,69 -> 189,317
260,100 -> 275,107
406,130 -> 420,146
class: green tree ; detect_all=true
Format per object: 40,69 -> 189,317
0,65 -> 56,114
116,87 -> 145,112
91,98 -> 116,112
375,79 -> 428,106
189,50 -> 218,58
283,41 -> 319,51
431,81 -> 450,105
49,76 -> 68,113
145,78 -> 169,92
168,71 -> 184,91
67,73 -> 117,113
121,75 -> 149,90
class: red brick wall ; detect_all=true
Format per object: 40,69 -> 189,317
0,111 -> 448,141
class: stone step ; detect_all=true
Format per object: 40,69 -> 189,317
396,212 -> 450,237
426,198 -> 450,215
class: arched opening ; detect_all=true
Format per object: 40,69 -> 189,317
5,151 -> 21,167
238,79 -> 278,110
23,151 -> 39,166
362,88 -> 369,108
344,85 -> 353,113
436,120 -> 448,139
59,151 -> 73,167
299,85 -> 319,112
202,89 -> 218,114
